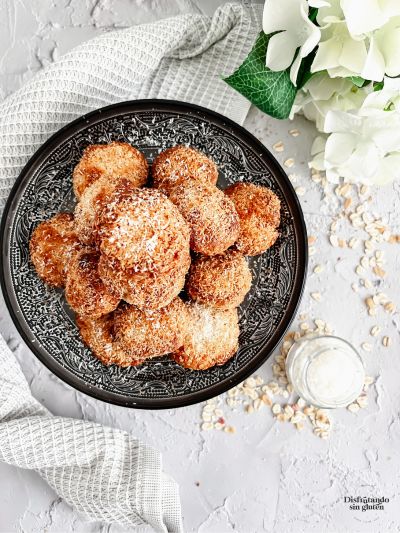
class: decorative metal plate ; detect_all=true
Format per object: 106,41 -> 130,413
0,100 -> 307,409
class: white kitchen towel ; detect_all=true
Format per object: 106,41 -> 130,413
0,3 -> 262,532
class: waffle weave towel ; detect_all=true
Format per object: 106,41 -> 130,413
0,3 -> 261,531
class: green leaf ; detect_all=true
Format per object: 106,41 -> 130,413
373,81 -> 384,91
296,50 -> 318,89
224,32 -> 297,120
350,76 -> 366,87
309,7 -> 319,22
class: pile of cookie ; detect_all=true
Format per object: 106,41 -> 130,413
30,142 -> 280,370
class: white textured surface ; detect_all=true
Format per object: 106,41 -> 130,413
0,2 -> 399,533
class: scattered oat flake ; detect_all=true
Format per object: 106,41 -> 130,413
330,235 -> 339,247
370,325 -> 380,337
261,394 -> 272,406
314,264 -> 324,274
339,183 -> 351,196
273,141 -> 284,152
348,237 -> 359,248
364,279 -> 373,289
284,158 -> 295,168
357,395 -> 368,408
382,336 -> 391,347
361,342 -> 372,352
308,235 -> 317,245
204,316 -> 373,439
284,405 -> 294,417
365,296 -> 375,310
347,403 -> 360,413
253,398 -> 262,410
296,187 -> 306,196
272,404 -> 281,415
344,197 -> 352,210
373,266 -> 386,277
289,128 -> 300,137
311,292 -> 321,302
384,302 -> 396,314
356,265 -> 365,276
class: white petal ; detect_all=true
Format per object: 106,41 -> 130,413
378,154 -> 400,184
317,0 -> 343,26
263,0 -> 300,34
327,66 -> 360,78
311,135 -> 327,156
325,132 -> 356,166
300,28 -> 321,58
341,142 -> 380,182
325,169 -> 341,182
302,101 -> 326,131
290,52 -> 302,85
378,24 -> 400,77
324,110 -> 363,134
370,114 -> 400,152
299,4 -> 321,56
341,0 -> 388,35
291,89 -> 310,116
309,135 -> 327,171
383,76 -> 400,92
306,72 -> 350,101
311,39 -> 342,72
309,0 -> 330,7
361,36 -> 385,81
266,31 -> 298,71
309,153 -> 327,172
339,35 -> 367,73
381,0 -> 400,18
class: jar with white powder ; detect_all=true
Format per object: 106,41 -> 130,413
285,335 -> 365,408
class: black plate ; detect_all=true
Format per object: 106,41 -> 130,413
0,100 -> 307,409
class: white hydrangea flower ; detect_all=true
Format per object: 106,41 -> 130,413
310,99 -> 400,185
316,0 -> 343,26
361,77 -> 400,112
372,17 -> 400,78
263,0 -> 321,85
311,2 -> 400,81
341,0 -> 400,36
291,72 -> 369,131
311,21 -> 368,79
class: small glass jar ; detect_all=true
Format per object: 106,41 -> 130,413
285,335 -> 365,408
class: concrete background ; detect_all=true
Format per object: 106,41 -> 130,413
1,1 -> 400,532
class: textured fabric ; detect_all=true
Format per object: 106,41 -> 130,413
0,2 -> 262,207
0,3 -> 262,531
